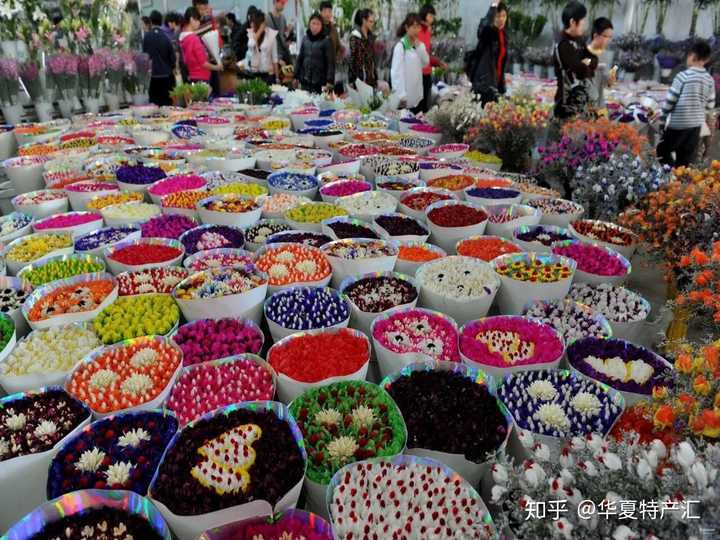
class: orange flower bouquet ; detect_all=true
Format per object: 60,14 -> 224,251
676,241 -> 720,325
612,340 -> 720,443
618,161 -> 720,273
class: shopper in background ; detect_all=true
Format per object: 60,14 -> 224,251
143,10 -> 176,106
244,10 -> 279,84
226,12 -> 240,48
266,0 -> 292,66
553,1 -> 596,120
391,13 -> 429,113
657,40 -> 716,167
294,12 -> 335,94
586,17 -> 616,110
319,1 -> 342,61
348,8 -> 378,89
142,16 -> 151,36
165,12 -> 184,83
193,0 -> 214,27
180,7 -> 222,87
418,4 -> 447,112
233,6 -> 258,67
193,0 -> 222,95
165,12 -> 182,39
470,1 -> 509,106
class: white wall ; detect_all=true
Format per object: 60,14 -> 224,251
453,0 -> 713,46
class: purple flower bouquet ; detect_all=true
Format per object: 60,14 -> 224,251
497,369 -> 624,443
566,337 -> 672,404
48,410 -> 178,498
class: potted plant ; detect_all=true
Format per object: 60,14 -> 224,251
169,83 -> 191,107
236,77 -> 271,105
189,81 -> 210,103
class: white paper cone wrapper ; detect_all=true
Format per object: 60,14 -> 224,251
147,401 -> 307,540
64,335 -> 183,419
3,231 -> 75,276
492,253 -> 576,315
569,219 -> 638,260
321,240 -> 399,289
425,200 -> 488,254
3,489 -> 173,540
173,266 -> 269,324
415,257 -> 500,326
0,213 -> 34,245
268,328 -> 371,403
325,453 -> 497,536
22,272 -> 118,331
0,387 -> 92,532
10,191 -> 69,219
553,240 -> 631,286
197,197 -> 262,229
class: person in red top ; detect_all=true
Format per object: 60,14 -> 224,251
193,0 -> 222,95
418,4 -> 447,113
179,7 -> 222,86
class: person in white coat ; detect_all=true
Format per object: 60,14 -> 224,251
390,13 -> 429,113
243,10 -> 279,84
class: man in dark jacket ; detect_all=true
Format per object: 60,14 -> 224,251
143,10 -> 176,106
471,2 -> 508,106
294,12 -> 335,94
233,6 -> 257,64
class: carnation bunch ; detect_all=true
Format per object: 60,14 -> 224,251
490,431 -> 720,539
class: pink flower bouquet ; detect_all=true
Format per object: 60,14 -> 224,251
459,315 -> 564,379
552,240 -> 631,286
372,307 -> 459,379
46,53 -> 79,99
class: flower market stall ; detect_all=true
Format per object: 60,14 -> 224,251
0,7 -> 718,531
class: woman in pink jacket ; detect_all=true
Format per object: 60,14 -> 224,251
179,7 -> 222,85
